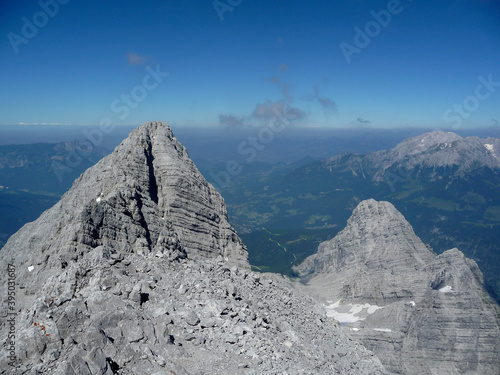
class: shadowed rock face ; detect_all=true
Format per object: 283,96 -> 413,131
0,122 -> 389,375
296,199 -> 500,375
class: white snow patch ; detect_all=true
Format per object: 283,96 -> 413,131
324,300 -> 384,324
373,328 -> 392,332
28,266 -> 34,272
484,144 -> 498,159
439,285 -> 453,293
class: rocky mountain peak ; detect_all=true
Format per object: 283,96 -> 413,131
347,199 -> 417,235
295,199 -> 500,375
385,130 -> 463,165
1,121 -> 248,294
296,199 -> 434,283
363,131 -> 500,181
396,130 -> 462,152
0,122 -> 389,374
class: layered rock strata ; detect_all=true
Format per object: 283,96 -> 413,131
296,199 -> 500,375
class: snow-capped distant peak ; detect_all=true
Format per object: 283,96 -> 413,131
392,131 -> 462,158
411,131 -> 462,148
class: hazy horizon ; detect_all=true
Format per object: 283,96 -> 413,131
2,123 -> 500,147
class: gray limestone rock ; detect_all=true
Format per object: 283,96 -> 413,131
0,122 -> 388,375
295,199 -> 500,375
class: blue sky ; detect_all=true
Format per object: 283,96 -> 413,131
1,0 -> 499,129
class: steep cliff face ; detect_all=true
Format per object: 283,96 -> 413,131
1,121 -> 248,280
0,122 -> 388,374
296,199 -> 500,375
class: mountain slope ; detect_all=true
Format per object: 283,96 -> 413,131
295,199 -> 500,375
0,122 -> 387,374
0,141 -> 110,249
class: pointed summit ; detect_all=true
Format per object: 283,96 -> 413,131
295,199 -> 500,374
1,121 -> 248,292
296,199 -> 434,283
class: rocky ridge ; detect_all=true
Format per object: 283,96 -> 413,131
0,122 -> 388,374
295,199 -> 500,375
324,131 -> 500,181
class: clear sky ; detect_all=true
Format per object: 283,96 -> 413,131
1,0 -> 499,129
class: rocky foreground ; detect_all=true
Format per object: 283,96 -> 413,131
0,122 -> 387,374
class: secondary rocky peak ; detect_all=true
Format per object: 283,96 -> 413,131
347,199 -> 415,235
295,199 -> 500,375
296,199 -> 434,282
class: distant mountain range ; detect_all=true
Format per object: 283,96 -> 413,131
327,130 -> 500,186
223,131 -> 500,301
0,141 -> 109,248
